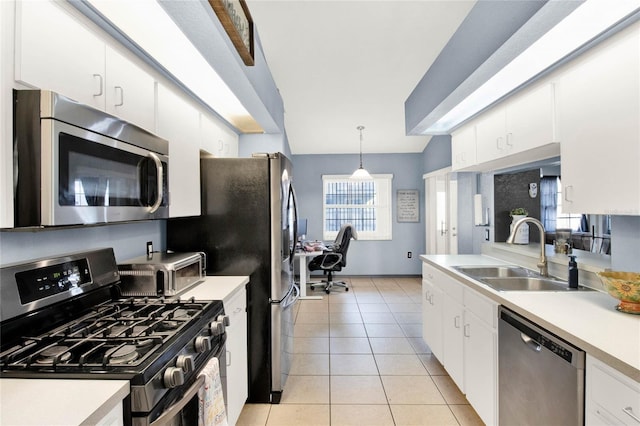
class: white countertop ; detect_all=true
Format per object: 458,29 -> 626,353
0,276 -> 249,426
0,379 -> 129,426
420,254 -> 640,382
179,275 -> 249,303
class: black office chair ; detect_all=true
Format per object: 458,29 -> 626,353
308,224 -> 356,294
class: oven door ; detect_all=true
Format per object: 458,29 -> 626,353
46,119 -> 169,226
132,343 -> 227,426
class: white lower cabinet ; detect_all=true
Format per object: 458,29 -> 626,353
224,287 -> 248,426
422,262 -> 498,426
586,355 -> 640,426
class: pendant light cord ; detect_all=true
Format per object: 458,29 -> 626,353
357,125 -> 365,168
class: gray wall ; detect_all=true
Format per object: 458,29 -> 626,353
0,221 -> 164,265
292,153 -> 425,276
422,135 -> 452,173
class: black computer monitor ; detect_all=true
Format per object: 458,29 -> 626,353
297,218 -> 307,241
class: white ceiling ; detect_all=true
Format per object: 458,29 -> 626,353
246,0 -> 476,155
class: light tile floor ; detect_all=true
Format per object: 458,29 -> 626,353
236,276 -> 484,426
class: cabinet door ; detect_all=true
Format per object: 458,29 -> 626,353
451,124 -> 477,171
475,106 -> 507,164
157,84 -> 201,217
15,0 -> 105,110
422,278 -> 443,361
105,47 -> 156,132
225,288 -> 248,426
464,310 -> 497,426
442,294 -> 464,391
557,23 -> 640,215
506,83 -> 557,153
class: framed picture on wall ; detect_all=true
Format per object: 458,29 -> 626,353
397,189 -> 419,222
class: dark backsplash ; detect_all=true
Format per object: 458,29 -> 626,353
494,169 -> 541,242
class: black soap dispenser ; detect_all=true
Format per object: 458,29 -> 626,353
568,255 -> 579,289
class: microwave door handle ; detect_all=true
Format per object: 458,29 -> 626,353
147,152 -> 163,213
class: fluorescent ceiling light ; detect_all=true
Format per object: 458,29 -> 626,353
87,0 -> 259,132
428,0 -> 640,133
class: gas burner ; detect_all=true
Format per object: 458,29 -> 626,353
172,309 -> 190,319
160,320 -> 179,331
136,339 -> 155,349
36,345 -> 72,365
106,345 -> 139,365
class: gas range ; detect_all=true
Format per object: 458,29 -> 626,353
0,248 -> 227,425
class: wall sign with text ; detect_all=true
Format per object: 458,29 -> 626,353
208,0 -> 255,66
397,190 -> 419,222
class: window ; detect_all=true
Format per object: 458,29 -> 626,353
322,174 -> 393,241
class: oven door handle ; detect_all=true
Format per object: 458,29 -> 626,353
147,152 -> 164,214
150,375 -> 205,426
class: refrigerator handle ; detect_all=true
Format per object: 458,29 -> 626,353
288,184 -> 299,266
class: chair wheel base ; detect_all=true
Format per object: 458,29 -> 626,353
310,285 -> 315,290
325,289 -> 330,294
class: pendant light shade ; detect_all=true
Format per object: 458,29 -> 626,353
350,125 -> 372,180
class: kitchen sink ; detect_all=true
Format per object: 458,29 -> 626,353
453,265 -> 536,278
480,277 -> 578,292
453,265 -> 594,292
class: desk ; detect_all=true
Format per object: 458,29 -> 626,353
295,251 -> 323,300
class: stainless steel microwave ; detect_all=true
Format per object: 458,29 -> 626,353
13,90 -> 169,227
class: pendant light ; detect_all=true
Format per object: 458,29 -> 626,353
350,125 -> 373,180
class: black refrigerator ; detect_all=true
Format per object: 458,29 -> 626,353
167,152 -> 299,403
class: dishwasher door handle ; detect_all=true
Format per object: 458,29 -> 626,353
520,332 -> 542,352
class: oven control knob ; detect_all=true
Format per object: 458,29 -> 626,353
217,314 -> 230,327
163,367 -> 185,388
195,335 -> 212,352
209,321 -> 224,336
176,355 -> 195,373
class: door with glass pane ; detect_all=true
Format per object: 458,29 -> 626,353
425,170 -> 458,255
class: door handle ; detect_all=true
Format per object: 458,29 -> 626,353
115,86 -> 124,106
454,316 -> 460,329
520,332 -> 542,352
147,152 -> 164,214
93,74 -> 103,97
463,324 -> 470,337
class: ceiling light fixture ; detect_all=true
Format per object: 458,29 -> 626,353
350,126 -> 373,180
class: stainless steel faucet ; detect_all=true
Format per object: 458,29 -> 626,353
507,217 -> 549,277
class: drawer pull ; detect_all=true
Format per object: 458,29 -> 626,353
623,407 -> 640,423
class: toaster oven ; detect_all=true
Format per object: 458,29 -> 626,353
118,251 -> 205,296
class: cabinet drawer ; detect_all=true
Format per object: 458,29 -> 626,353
588,356 -> 640,425
464,288 -> 497,329
423,264 -> 462,301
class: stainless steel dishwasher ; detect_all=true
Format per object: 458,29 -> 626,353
499,307 -> 585,425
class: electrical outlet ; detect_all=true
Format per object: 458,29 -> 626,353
146,241 -> 153,257
407,251 -> 412,258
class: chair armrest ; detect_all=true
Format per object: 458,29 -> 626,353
318,253 -> 343,269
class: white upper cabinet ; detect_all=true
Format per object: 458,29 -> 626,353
475,82 -> 559,167
506,83 -> 558,154
15,1 -> 156,132
556,22 -> 640,215
105,47 -> 156,133
15,0 -> 106,110
451,124 -> 476,171
157,84 -> 201,218
475,106 -> 509,164
452,81 -> 559,172
200,113 -> 239,158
